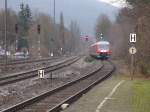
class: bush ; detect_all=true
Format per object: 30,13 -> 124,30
140,64 -> 149,77
84,56 -> 95,62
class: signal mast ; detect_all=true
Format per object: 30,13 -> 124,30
100,33 -> 103,40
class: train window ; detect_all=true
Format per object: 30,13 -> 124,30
99,44 -> 109,50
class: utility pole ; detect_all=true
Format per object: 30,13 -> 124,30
54,0 -> 55,25
4,0 -> 8,71
52,0 -> 56,56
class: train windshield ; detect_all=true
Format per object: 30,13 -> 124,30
99,44 -> 109,50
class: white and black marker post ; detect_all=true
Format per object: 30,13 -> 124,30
129,33 -> 137,80
38,69 -> 45,78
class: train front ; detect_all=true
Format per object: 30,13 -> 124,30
89,41 -> 112,59
96,41 -> 111,59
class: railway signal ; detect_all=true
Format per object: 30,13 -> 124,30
37,24 -> 41,34
15,24 -> 18,34
100,33 -> 103,39
15,24 -> 18,51
85,36 -> 89,41
80,35 -> 90,42
37,24 -> 41,58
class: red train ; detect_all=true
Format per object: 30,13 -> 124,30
89,41 -> 112,59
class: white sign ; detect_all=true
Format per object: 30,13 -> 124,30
130,33 -> 136,43
38,70 -> 45,78
129,47 -> 137,54
50,53 -> 53,57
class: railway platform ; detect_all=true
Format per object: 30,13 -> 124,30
62,75 -> 132,112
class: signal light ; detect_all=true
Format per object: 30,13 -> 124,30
85,35 -> 89,41
85,37 -> 88,41
15,24 -> 18,34
108,50 -> 112,54
37,24 -> 41,34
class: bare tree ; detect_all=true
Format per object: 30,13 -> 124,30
95,14 -> 112,41
115,0 -> 150,76
0,9 -> 17,52
28,13 -> 54,57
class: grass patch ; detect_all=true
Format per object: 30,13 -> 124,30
132,80 -> 150,112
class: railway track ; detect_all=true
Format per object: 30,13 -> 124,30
0,57 -> 61,66
0,56 -> 80,86
1,60 -> 115,112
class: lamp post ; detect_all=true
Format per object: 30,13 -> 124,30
4,0 -> 8,71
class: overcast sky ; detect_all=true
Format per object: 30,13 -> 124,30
0,0 -> 124,35
98,0 -> 127,8
0,0 -> 127,8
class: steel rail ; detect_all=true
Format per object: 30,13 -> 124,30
1,60 -> 115,112
0,56 -> 79,86
48,60 -> 115,112
0,57 -> 61,66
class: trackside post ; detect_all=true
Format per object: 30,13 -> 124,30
129,33 -> 137,80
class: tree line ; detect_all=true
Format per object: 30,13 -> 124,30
125,0 -> 150,76
0,3 -> 82,57
95,0 -> 150,76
